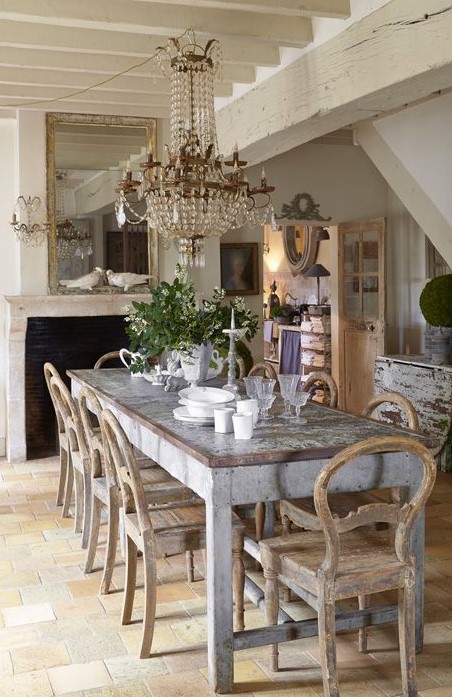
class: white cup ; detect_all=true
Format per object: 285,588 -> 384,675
232,412 -> 254,440
236,398 -> 258,427
214,407 -> 235,434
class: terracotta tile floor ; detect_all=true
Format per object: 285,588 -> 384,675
1,455 -> 452,696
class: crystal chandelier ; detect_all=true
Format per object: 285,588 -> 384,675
57,219 -> 93,260
56,170 -> 93,260
115,35 -> 275,267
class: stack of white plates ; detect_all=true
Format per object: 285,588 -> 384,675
176,386 -> 236,421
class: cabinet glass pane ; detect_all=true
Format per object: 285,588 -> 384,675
362,276 -> 378,317
343,232 -> 359,273
362,230 -> 378,273
344,277 -> 361,317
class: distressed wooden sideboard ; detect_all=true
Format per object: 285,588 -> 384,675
375,355 -> 452,471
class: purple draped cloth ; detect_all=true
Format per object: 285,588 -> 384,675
279,330 -> 301,375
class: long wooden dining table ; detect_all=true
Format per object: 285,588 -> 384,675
69,368 -> 432,693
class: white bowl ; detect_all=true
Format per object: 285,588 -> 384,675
179,386 -> 235,406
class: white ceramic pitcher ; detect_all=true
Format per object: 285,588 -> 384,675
179,342 -> 223,385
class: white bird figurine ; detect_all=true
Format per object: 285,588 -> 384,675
106,269 -> 152,292
59,267 -> 104,291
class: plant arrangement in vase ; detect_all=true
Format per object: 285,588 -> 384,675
419,274 -> 452,364
124,265 -> 259,374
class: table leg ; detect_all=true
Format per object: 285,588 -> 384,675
206,483 -> 234,693
411,509 -> 425,652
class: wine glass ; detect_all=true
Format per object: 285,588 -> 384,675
255,378 -> 276,421
243,375 -> 263,399
277,374 -> 300,418
290,391 -> 310,423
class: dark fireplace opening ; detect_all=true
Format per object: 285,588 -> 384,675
25,315 -> 129,459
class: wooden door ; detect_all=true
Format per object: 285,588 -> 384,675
338,218 -> 386,414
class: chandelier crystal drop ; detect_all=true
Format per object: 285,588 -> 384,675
115,35 -> 275,267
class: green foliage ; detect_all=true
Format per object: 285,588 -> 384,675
124,265 -> 259,360
270,304 -> 283,318
419,274 -> 452,327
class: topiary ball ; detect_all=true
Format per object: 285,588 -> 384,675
419,274 -> 452,327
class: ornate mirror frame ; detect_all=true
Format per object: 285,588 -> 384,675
46,112 -> 157,294
282,225 -> 319,276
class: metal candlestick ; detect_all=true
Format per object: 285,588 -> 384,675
222,327 -> 240,396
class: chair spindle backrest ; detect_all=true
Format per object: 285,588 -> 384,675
49,374 -> 88,458
78,385 -> 104,480
302,371 -> 338,408
99,408 -> 152,535
313,435 -> 436,579
362,392 -> 420,432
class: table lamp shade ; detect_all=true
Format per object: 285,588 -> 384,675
304,263 -> 330,305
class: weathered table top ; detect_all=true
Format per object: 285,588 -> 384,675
68,368 -> 431,468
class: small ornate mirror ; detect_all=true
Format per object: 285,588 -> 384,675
282,225 -> 319,276
46,112 -> 157,293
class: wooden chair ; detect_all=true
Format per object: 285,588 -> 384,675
248,362 -> 278,380
93,351 -> 122,369
280,391 -> 420,536
49,374 -> 91,547
260,435 -> 436,697
99,407 -> 245,658
79,385 -> 201,594
44,362 -> 70,512
302,371 -> 338,407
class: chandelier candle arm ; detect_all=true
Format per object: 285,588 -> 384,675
115,33 -> 275,268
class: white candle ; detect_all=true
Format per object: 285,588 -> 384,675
230,308 -> 235,330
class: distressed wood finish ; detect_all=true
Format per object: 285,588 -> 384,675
248,362 -> 278,380
99,408 -> 245,659
261,435 -> 436,696
49,373 -> 91,546
78,385 -> 200,593
302,371 -> 338,407
43,362 -> 70,509
375,356 -> 452,471
69,368 -> 433,693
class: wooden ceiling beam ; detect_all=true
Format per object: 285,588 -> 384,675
0,1 -> 312,47
216,0 -> 452,165
0,22 -> 280,65
0,67 -> 234,99
0,46 -> 257,83
131,0 -> 350,18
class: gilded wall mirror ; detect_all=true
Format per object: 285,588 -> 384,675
282,225 -> 319,276
46,112 -> 157,294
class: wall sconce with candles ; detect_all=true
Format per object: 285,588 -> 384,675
9,196 -> 50,247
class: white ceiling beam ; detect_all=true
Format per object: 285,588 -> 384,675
0,22 -> 280,65
0,99 -> 167,117
0,67 -> 233,98
216,0 -> 452,165
0,1 -> 312,47
0,46 -> 256,83
0,83 -> 170,107
131,0 -> 351,18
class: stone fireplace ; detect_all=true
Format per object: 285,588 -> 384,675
5,294 -> 148,462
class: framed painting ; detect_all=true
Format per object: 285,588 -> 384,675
220,242 -> 259,295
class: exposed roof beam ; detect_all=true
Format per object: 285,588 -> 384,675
0,22 -> 280,65
0,67 -> 234,99
130,0 -> 350,18
0,46 -> 257,83
216,0 -> 452,165
0,1 -> 312,47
